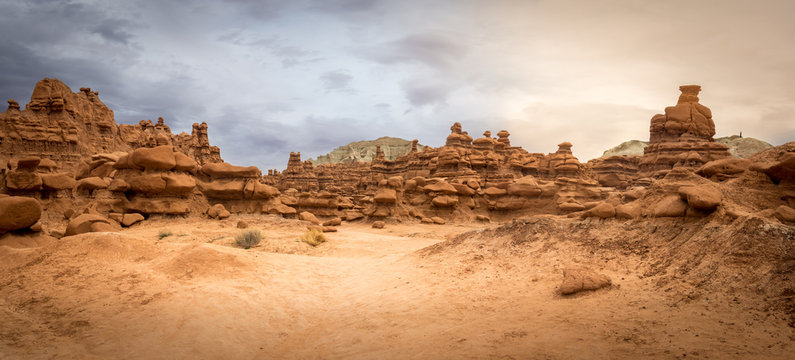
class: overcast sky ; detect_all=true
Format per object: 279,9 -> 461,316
1,0 -> 793,170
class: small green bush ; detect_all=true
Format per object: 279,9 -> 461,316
301,228 -> 326,247
235,229 -> 262,249
158,229 -> 173,240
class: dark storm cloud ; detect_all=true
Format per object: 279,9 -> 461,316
319,70 -> 353,93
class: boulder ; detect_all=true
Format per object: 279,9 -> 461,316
372,221 -> 385,229
207,204 -> 231,219
506,176 -> 542,197
40,172 -> 76,190
423,181 -> 458,194
76,177 -> 108,190
559,268 -> 612,295
616,202 -> 642,219
374,188 -> 398,204
299,211 -> 321,225
130,145 -> 176,170
65,214 -> 119,236
237,220 -> 249,229
126,198 -> 190,215
244,181 -> 279,199
127,174 -> 167,193
558,202 -> 585,212
678,184 -> 722,211
173,151 -> 198,172
122,213 -> 145,227
107,178 -> 130,192
585,202 -> 615,218
0,196 -> 42,233
265,203 -> 297,215
651,195 -> 688,217
484,187 -> 507,197
162,174 -> 196,194
475,215 -> 490,222
431,216 -> 446,225
344,210 -> 364,221
5,171 -> 42,190
696,158 -> 750,180
432,195 -> 459,207
323,217 -> 342,226
198,179 -> 246,199
201,162 -> 261,178
774,205 -> 795,223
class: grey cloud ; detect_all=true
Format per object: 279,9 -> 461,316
401,81 -> 454,107
319,70 -> 353,92
92,19 -> 134,45
218,31 -> 322,68
221,0 -> 288,20
357,34 -> 467,69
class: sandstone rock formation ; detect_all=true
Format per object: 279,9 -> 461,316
1,79 -> 792,234
2,78 -> 223,173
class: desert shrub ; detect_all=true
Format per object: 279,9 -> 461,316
158,229 -> 173,240
301,228 -> 326,247
235,229 -> 262,249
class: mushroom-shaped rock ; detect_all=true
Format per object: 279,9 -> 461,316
678,184 -> 722,211
299,211 -> 321,225
130,145 -> 176,170
559,268 -> 612,295
0,196 -> 42,233
373,188 -> 398,204
65,214 -> 119,236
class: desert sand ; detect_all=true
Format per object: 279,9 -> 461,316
1,214 -> 792,359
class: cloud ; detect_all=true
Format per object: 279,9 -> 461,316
319,70 -> 353,92
357,34 -> 467,69
91,18 -> 134,45
401,81 -> 455,107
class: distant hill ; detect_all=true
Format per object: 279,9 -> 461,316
311,137 -> 424,165
601,136 -> 773,159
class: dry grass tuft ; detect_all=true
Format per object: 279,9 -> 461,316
301,229 -> 326,247
235,229 -> 262,249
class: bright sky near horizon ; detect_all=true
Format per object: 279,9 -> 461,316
1,0 -> 793,170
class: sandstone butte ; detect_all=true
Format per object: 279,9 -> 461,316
0,79 -> 793,237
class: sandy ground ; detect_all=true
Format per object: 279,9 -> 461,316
1,215 -> 792,359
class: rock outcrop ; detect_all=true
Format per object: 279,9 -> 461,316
639,85 -> 732,178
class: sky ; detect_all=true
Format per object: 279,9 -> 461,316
1,0 -> 793,171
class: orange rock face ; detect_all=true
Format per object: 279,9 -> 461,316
1,79 -> 792,230
639,85 -> 732,178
